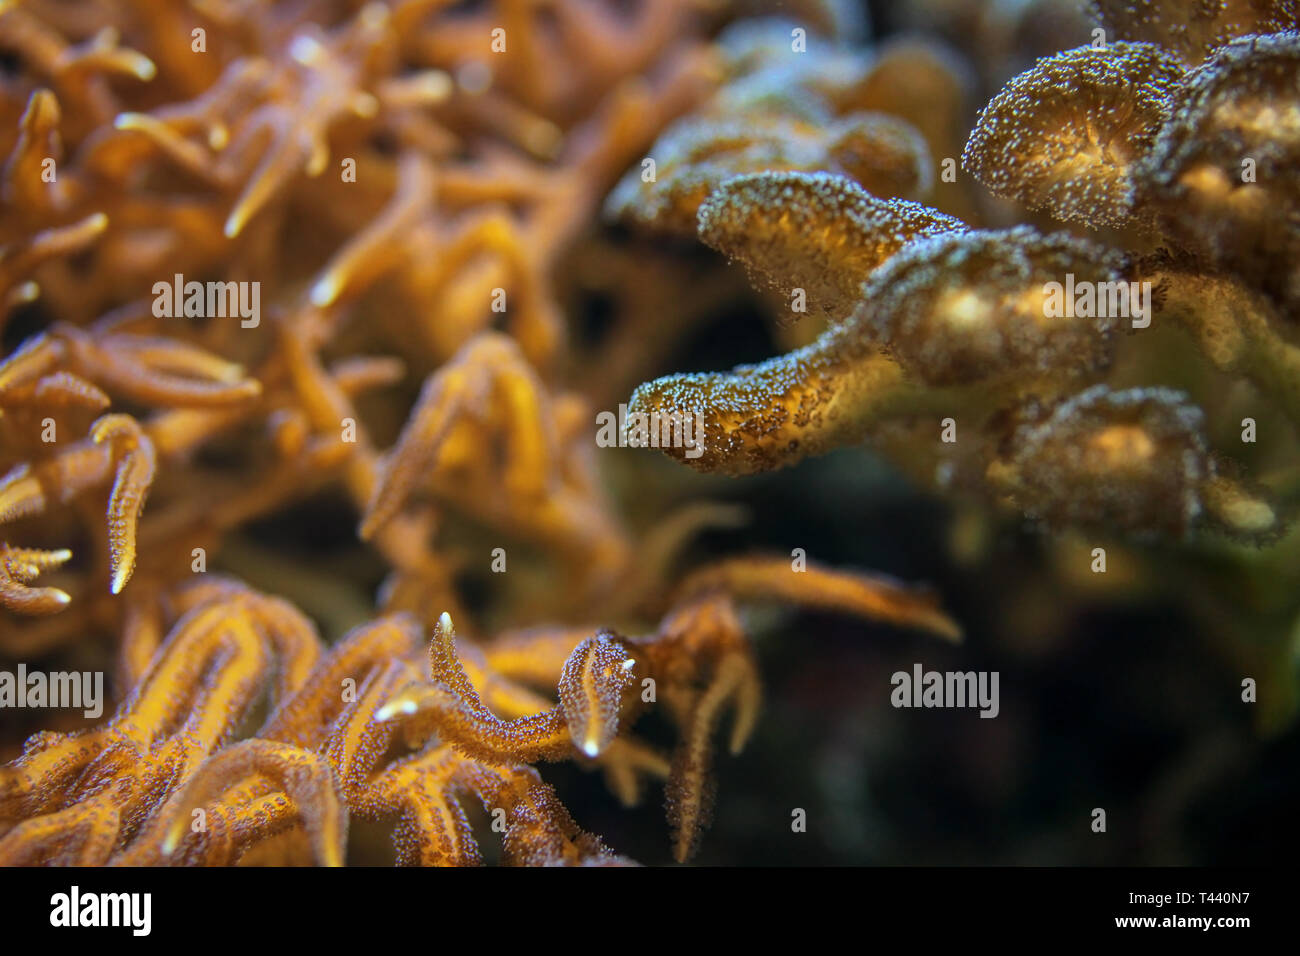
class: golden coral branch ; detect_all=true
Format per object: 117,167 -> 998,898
962,42 -> 1184,230
1087,0 -> 1300,64
697,171 -> 965,324
0,543 -> 72,614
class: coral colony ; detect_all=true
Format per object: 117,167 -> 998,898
0,0 -> 1296,867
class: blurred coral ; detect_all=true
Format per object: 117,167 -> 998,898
0,0 -> 963,866
3,0 -> 1299,869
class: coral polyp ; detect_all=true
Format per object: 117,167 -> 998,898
1,0 -> 1298,870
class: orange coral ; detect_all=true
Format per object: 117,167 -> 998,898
7,0 -> 1289,870
0,0 -> 964,867
2,566 -> 957,865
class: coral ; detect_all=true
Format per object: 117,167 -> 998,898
1088,0 -> 1299,64
0,543 -> 71,614
697,172 -> 965,324
1,567 -> 956,865
1138,33 -> 1300,305
0,0 -> 962,866
623,7 -> 1293,544
961,42 -> 1185,229
605,16 -> 944,235
3,0 -> 1296,871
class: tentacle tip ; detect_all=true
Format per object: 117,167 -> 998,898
159,826 -> 182,857
1209,493 -> 1278,539
935,619 -> 964,644
109,564 -> 133,595
356,513 -> 381,541
309,275 -> 340,308
374,699 -> 414,722
130,56 -> 157,82
10,281 -> 40,305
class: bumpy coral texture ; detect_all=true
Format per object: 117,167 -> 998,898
5,0 -> 1300,868
0,0 -> 963,866
623,7 -> 1293,544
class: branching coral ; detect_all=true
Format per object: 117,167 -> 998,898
620,7 -> 1292,545
1,564 -> 957,865
605,16 -> 948,235
962,41 -> 1186,229
378,559 -> 959,861
0,0 -> 719,632
0,0 -> 967,866
1087,0 -> 1299,64
7,0 -> 1290,869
